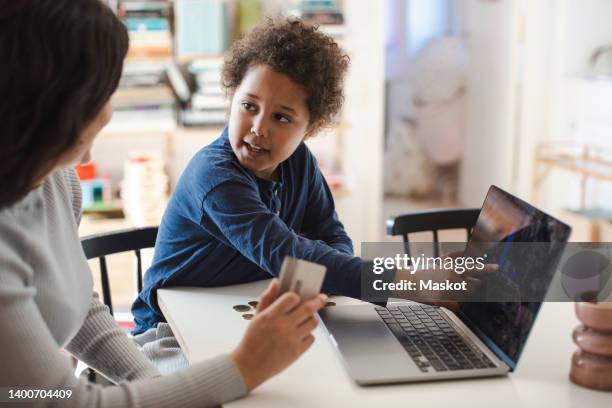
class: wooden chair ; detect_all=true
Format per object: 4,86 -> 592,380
80,226 -> 158,316
386,208 -> 480,257
79,226 -> 158,382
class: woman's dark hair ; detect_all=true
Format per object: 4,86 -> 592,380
0,0 -> 129,208
223,17 -> 349,132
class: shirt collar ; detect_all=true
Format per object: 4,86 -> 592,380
255,162 -> 284,192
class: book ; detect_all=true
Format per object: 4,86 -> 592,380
174,0 -> 229,57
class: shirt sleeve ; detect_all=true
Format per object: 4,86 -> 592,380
300,160 -> 354,256
201,179 -> 363,298
64,293 -> 162,382
0,230 -> 246,407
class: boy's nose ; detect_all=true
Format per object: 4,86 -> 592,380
250,117 -> 267,138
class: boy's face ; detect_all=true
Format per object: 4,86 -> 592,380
228,64 -> 312,181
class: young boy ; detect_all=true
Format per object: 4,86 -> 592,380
132,18 -> 370,334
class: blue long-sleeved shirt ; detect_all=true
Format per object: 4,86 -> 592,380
131,128 -> 367,334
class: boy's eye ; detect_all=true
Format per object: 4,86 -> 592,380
274,113 -> 290,123
242,102 -> 256,111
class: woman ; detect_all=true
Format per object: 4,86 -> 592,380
0,1 -> 326,406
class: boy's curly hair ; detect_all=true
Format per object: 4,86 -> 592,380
223,17 -> 350,131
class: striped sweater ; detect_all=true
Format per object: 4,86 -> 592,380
0,167 -> 246,407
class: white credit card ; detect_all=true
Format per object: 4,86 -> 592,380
278,257 -> 327,300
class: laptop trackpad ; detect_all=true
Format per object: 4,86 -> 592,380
327,321 -> 421,383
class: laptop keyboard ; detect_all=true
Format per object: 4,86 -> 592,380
375,305 -> 497,373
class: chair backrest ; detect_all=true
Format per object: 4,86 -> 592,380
386,208 -> 480,257
81,227 -> 158,315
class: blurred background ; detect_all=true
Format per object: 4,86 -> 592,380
84,0 -> 612,318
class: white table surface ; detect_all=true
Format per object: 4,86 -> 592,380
158,280 -> 611,407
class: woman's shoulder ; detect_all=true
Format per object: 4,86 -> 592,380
0,167 -> 80,227
47,167 -> 82,224
0,179 -> 47,279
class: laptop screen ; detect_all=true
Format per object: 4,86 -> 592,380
457,186 -> 571,369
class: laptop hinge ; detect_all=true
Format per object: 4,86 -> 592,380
455,310 -> 517,371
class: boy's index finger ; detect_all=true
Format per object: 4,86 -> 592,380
464,263 -> 499,277
444,251 -> 465,259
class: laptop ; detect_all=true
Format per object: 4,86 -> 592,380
319,185 -> 572,385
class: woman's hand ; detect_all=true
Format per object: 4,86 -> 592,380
230,280 -> 327,392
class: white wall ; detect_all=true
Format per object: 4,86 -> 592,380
515,0 -> 560,201
558,0 -> 612,75
337,0 -> 385,247
459,0 -> 520,206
